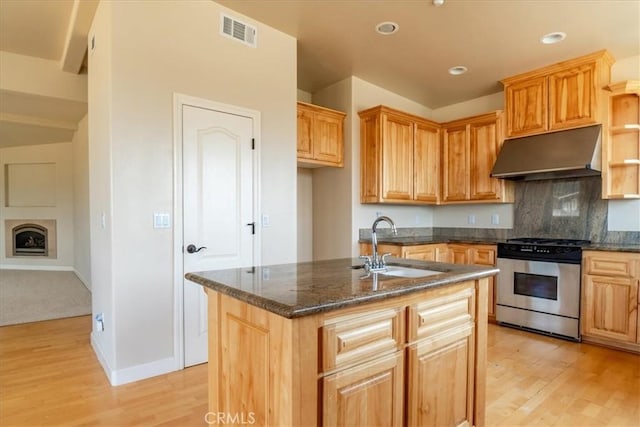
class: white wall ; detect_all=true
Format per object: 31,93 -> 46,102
297,89 -> 314,262
432,92 -> 504,123
297,168 -> 313,261
89,0 -> 297,383
72,114 -> 91,287
0,142 -> 75,269
310,76 -> 436,259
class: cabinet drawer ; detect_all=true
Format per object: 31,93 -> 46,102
322,307 -> 404,372
583,252 -> 638,277
408,286 -> 474,343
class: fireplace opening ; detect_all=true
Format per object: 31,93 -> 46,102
13,224 -> 48,256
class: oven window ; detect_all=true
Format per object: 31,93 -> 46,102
513,272 -> 558,300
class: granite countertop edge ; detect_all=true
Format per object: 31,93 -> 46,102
359,237 -> 640,253
186,263 -> 499,319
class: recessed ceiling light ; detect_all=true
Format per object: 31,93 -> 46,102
376,22 -> 399,35
433,0 -> 445,6
540,32 -> 566,44
448,66 -> 468,76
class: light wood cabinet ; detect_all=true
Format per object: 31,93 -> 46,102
207,277 -> 489,426
360,242 -> 497,321
502,50 -> 614,138
602,81 -> 640,199
297,101 -> 346,167
323,350 -> 404,426
442,111 -> 513,204
359,242 -> 448,263
406,286 -> 475,427
360,105 -> 440,204
582,250 -> 640,353
447,244 -> 497,321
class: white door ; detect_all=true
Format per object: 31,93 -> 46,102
182,104 -> 256,367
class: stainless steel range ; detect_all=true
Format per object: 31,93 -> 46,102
496,237 -> 590,341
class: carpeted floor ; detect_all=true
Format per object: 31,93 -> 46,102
0,270 -> 91,326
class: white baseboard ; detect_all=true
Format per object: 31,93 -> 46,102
73,269 -> 91,291
91,333 -> 180,386
0,264 -> 74,271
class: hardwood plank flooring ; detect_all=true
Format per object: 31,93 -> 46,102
0,316 -> 207,427
487,324 -> 640,426
1,315 -> 638,426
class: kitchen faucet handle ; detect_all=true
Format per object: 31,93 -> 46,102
381,253 -> 392,266
358,255 -> 372,267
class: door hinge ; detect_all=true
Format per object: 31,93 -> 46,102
251,138 -> 255,150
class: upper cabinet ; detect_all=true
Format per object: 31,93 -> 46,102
297,102 -> 346,168
359,105 -> 440,204
602,81 -> 640,199
502,50 -> 614,138
442,111 -> 514,203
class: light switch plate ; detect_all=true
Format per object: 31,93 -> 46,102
153,212 -> 171,229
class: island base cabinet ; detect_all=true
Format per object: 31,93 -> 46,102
323,351 -> 404,426
206,278 -> 488,427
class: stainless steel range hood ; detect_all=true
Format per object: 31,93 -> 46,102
491,124 -> 602,181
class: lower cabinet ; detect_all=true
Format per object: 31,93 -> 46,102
323,351 -> 404,426
407,326 -> 474,427
358,242 -> 448,262
582,250 -> 640,352
207,279 -> 488,426
362,242 -> 497,321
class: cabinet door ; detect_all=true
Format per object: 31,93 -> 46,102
323,351 -> 404,427
297,106 -> 314,159
549,63 -> 597,131
582,275 -> 638,343
505,76 -> 547,137
407,324 -> 475,427
449,245 -> 470,264
469,118 -> 502,201
414,121 -> 440,203
442,125 -> 469,202
381,113 -> 415,201
314,112 -> 344,166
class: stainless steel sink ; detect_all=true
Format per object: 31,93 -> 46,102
381,266 -> 442,278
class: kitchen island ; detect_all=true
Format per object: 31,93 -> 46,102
187,257 -> 499,427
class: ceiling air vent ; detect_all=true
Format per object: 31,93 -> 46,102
221,13 -> 257,48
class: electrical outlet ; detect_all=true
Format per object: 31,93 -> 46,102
261,214 -> 270,227
491,214 -> 500,225
375,211 -> 383,218
467,214 -> 476,225
95,313 -> 104,332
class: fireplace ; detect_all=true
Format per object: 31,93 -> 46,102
13,224 -> 48,256
4,219 -> 57,259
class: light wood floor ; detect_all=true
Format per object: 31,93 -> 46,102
1,316 -> 638,426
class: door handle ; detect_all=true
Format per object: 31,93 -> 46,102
186,244 -> 206,254
246,222 -> 255,235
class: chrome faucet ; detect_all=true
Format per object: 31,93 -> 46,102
361,216 -> 397,272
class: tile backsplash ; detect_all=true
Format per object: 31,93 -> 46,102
512,176 -> 638,244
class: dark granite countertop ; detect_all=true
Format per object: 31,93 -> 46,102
359,237 -> 640,253
186,257 -> 498,319
359,236 -> 503,246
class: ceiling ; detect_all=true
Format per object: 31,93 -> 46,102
219,0 -> 640,108
1,0 -> 638,148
